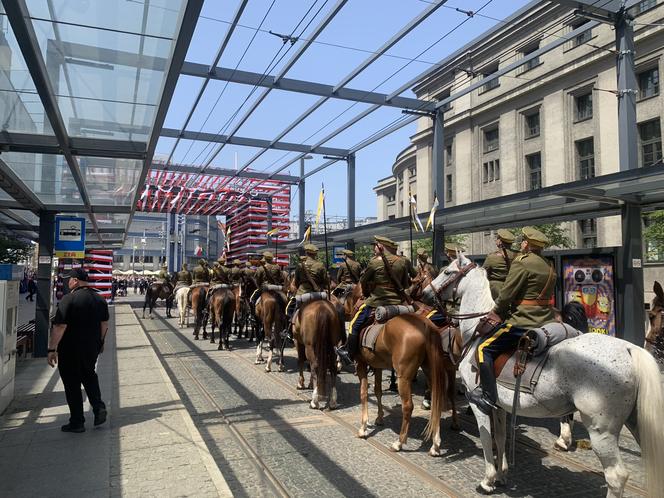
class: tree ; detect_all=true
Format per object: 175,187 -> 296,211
413,234 -> 469,256
644,211 -> 664,259
354,244 -> 374,267
0,236 -> 33,264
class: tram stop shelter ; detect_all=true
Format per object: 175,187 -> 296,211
0,0 -> 654,354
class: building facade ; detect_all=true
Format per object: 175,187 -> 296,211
375,0 -> 663,256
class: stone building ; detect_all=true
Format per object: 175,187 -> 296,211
375,0 -> 663,255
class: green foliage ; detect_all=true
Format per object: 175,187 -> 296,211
644,211 -> 664,259
353,244 -> 374,267
0,236 -> 33,264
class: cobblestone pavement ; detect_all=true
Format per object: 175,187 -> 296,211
132,297 -> 647,498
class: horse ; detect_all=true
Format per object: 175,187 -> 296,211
645,281 -> 664,367
175,286 -> 190,328
190,285 -> 208,340
422,253 -> 664,496
254,290 -> 287,372
293,298 -> 345,409
142,279 -> 175,318
208,287 -> 235,350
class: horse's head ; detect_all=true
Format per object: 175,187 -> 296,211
422,252 -> 477,305
647,281 -> 664,349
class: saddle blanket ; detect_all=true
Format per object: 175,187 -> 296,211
295,291 -> 328,305
361,323 -> 384,351
210,284 -> 232,291
263,284 -> 284,292
375,305 -> 414,323
174,283 -> 189,293
190,282 -> 209,288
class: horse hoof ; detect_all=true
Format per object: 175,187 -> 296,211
265,367 -> 271,373
477,482 -> 495,494
554,440 -> 570,452
194,337 -> 199,341
374,417 -> 384,427
327,402 -> 337,411
429,447 -> 441,457
309,401 -> 319,410
217,345 -> 223,351
390,441 -> 402,452
357,430 -> 368,439
278,365 -> 285,372
495,479 -> 506,488
210,340 -> 215,344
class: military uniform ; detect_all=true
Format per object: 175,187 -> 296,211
250,252 -> 285,304
157,266 -> 170,282
175,264 -> 192,289
483,229 -> 519,299
336,250 -> 362,285
210,260 -> 230,285
230,259 -> 243,284
469,226 -> 557,415
192,259 -> 210,285
285,245 -> 329,318
338,236 -> 410,362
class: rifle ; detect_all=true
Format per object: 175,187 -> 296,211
500,247 -> 512,272
298,260 -> 321,293
345,260 -> 360,284
377,246 -> 413,306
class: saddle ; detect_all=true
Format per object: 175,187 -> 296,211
359,305 -> 415,351
474,322 -> 583,394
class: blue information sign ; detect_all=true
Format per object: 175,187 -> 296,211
55,216 -> 86,258
332,246 -> 345,264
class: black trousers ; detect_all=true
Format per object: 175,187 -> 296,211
58,348 -> 104,426
477,324 -> 526,373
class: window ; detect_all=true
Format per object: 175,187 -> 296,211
631,0 -> 657,15
113,255 -> 124,263
574,92 -> 593,122
570,19 -> 592,48
483,127 -> 499,153
445,143 -> 453,167
144,256 -> 154,264
525,111 -> 540,138
580,219 -> 597,248
576,138 -> 595,179
388,215 -> 395,220
409,167 -> 416,177
387,194 -> 395,202
446,174 -> 453,202
519,42 -> 540,74
639,119 -> 663,167
481,64 -> 500,92
526,152 -> 542,190
638,67 -> 659,100
483,160 -> 500,183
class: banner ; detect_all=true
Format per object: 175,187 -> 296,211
561,255 -> 616,336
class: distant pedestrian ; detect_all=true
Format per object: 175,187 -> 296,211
26,278 -> 36,301
47,268 -> 109,433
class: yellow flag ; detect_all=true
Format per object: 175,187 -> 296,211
297,225 -> 311,247
266,227 -> 280,236
314,187 -> 325,230
425,193 -> 439,231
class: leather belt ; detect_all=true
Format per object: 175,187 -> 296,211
515,298 -> 554,306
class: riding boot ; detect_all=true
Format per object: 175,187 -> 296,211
466,362 -> 499,416
335,332 -> 359,366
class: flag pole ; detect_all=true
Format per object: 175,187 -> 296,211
275,231 -> 279,262
321,183 -> 331,297
408,190 -> 414,262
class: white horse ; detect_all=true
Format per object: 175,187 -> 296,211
175,286 -> 190,328
423,253 -> 664,497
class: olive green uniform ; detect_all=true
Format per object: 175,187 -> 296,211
158,269 -> 170,281
483,248 -> 519,299
176,269 -> 192,286
416,260 -> 438,280
294,256 -> 329,295
230,266 -> 242,284
256,262 -> 285,288
360,254 -> 410,307
192,263 -> 210,284
210,265 -> 230,285
336,259 -> 362,285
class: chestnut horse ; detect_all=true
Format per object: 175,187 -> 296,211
355,313 -> 450,455
255,290 -> 287,372
208,288 -> 235,350
190,285 -> 208,340
293,298 -> 345,409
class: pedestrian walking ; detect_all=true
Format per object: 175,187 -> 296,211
26,277 -> 36,301
47,268 -> 109,433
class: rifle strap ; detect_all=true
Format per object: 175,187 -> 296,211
300,261 -> 320,292
379,250 -> 412,305
501,247 -> 512,272
346,260 -> 359,284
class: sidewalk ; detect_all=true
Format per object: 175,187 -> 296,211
0,304 -> 231,497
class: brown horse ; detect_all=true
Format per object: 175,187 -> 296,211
255,290 -> 287,372
142,280 -> 175,318
646,281 -> 664,365
190,285 -> 208,340
293,299 -> 345,409
355,314 -> 451,456
208,288 -> 235,350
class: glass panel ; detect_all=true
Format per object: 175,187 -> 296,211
78,157 -> 143,206
2,151 -> 83,204
7,209 -> 39,226
24,0 -> 187,141
0,7 -> 53,134
95,212 -> 129,227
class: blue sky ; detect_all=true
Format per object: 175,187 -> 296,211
155,0 -> 532,219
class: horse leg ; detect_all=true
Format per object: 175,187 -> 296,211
579,413 -> 629,498
357,362 -> 370,438
296,342 -> 306,389
328,356 -> 338,410
255,340 -> 264,364
265,328 -> 274,373
448,365 -> 460,431
210,311 -> 217,345
391,375 -> 414,452
374,368 -> 384,426
555,414 -> 575,451
308,345 -> 319,409
492,409 -> 509,486
471,404 -> 499,494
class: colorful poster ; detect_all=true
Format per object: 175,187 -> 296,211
562,255 -> 616,336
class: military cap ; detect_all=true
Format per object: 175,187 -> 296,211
496,229 -> 515,244
212,261 -> 220,267
416,248 -> 427,257
199,258 -> 207,265
262,251 -> 274,260
445,243 -> 459,253
341,249 -> 354,256
161,263 -> 167,268
217,255 -> 226,263
233,259 -> 242,265
522,226 -> 549,248
304,243 -> 318,253
373,235 -> 398,250
182,263 -> 188,270
245,262 -> 251,267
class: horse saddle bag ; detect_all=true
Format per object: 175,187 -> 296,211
527,322 -> 583,357
295,291 -> 328,305
263,284 -> 284,292
374,305 -> 415,324
211,283 -> 231,291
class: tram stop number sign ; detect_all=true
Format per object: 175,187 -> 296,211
55,216 -> 86,258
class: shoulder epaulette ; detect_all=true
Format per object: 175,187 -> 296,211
515,253 -> 528,262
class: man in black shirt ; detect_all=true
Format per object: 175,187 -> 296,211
47,268 -> 109,433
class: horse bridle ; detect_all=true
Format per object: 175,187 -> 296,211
427,262 -> 478,312
645,307 -> 664,345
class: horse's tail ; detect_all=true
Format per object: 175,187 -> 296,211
629,346 -> 664,496
423,321 -> 449,442
312,302 -> 337,398
143,286 -> 152,311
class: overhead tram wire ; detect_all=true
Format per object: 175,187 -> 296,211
190,0 -> 331,172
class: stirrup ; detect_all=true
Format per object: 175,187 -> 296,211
465,387 -> 498,416
335,346 -> 353,366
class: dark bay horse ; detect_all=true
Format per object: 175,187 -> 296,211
255,290 -> 287,372
208,287 -> 235,350
191,285 -> 208,340
293,298 -> 345,409
142,278 -> 175,318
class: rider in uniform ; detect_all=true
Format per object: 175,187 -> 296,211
483,229 -> 519,299
285,244 -> 329,320
336,236 -> 410,364
415,248 -> 438,279
230,259 -> 243,284
334,249 -> 361,294
467,226 -> 556,415
192,259 -> 210,285
157,264 -> 170,282
175,263 -> 192,289
255,251 -> 285,289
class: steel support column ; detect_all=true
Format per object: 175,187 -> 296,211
431,109 -> 445,269
299,159 -> 306,240
35,211 -> 55,357
347,153 -> 356,231
616,13 -> 644,344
